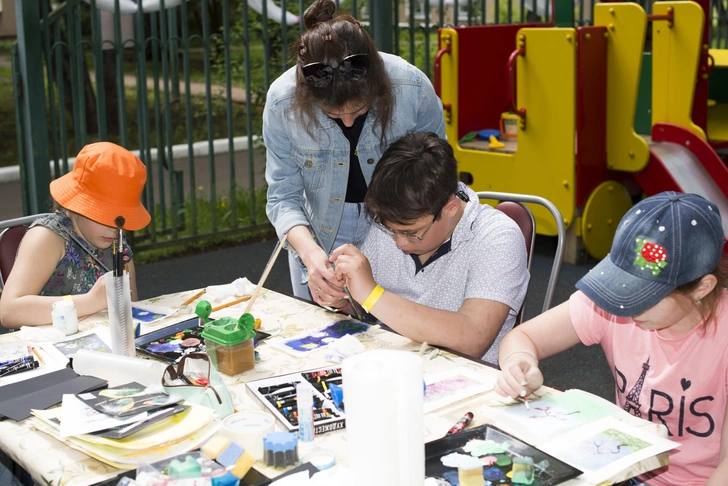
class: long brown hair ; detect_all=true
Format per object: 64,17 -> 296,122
290,0 -> 394,147
673,257 -> 728,334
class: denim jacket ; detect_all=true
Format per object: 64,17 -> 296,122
264,52 -> 447,254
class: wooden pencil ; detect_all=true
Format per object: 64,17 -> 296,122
181,289 -> 206,307
211,295 -> 251,312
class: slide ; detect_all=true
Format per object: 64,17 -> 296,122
635,123 -> 728,236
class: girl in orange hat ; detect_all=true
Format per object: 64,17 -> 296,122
0,142 -> 151,328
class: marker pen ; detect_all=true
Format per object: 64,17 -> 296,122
0,359 -> 39,378
446,412 -> 474,436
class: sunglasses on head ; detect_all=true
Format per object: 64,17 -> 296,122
302,54 -> 369,88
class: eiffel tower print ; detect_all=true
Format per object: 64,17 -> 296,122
624,358 -> 650,417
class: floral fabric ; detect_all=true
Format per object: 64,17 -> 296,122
27,211 -> 132,296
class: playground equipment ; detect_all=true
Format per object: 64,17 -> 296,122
435,0 -> 728,262
89,0 -> 299,25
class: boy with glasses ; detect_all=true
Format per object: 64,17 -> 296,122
331,132 -> 530,363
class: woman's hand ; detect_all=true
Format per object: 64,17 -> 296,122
495,352 -> 544,400
302,246 -> 348,307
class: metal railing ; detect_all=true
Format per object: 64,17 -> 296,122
12,0 -> 728,251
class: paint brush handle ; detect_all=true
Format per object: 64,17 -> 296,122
211,295 -> 251,312
181,289 -> 206,307
245,233 -> 289,313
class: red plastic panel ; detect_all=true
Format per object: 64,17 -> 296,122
652,122 -> 728,199
454,23 -> 541,139
576,26 -> 608,206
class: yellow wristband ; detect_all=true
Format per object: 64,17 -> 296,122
62,295 -> 73,301
361,285 -> 385,313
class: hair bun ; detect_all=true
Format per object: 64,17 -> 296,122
303,0 -> 336,29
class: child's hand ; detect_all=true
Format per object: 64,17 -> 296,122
495,353 -> 543,400
86,274 -> 108,313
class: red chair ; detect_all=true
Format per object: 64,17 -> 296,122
0,214 -> 50,290
476,192 -> 565,325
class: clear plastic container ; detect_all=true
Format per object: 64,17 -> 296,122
202,314 -> 256,375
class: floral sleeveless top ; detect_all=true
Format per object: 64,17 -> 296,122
28,211 -> 133,296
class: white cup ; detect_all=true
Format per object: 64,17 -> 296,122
51,300 -> 78,335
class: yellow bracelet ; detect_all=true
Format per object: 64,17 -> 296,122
62,295 -> 73,301
362,285 -> 385,313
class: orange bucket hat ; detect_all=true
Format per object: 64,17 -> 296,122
50,142 -> 151,231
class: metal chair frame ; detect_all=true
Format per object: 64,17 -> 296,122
476,191 -> 565,316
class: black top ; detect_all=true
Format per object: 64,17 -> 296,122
334,113 -> 368,203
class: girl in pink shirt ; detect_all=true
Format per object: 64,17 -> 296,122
496,192 -> 728,486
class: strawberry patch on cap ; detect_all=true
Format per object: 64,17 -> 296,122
634,237 -> 668,276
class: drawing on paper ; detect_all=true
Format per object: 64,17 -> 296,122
132,306 -> 168,323
137,327 -> 205,363
54,333 -> 111,357
283,320 -> 368,352
422,367 -> 494,413
425,375 -> 484,402
497,391 -> 620,441
557,428 -> 651,470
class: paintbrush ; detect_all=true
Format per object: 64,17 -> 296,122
114,216 -> 125,277
244,233 -> 288,314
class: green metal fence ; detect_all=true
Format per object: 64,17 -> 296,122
12,0 -> 728,251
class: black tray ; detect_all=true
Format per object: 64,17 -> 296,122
425,424 -> 582,486
135,317 -> 270,363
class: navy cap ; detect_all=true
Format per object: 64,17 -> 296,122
576,192 -> 725,317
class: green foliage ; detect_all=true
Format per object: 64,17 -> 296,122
133,185 -> 271,263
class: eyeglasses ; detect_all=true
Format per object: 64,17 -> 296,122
302,54 -> 369,88
375,207 -> 443,242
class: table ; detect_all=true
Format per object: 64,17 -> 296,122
0,286 -> 668,485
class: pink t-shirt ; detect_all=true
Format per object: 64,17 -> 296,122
570,290 -> 728,486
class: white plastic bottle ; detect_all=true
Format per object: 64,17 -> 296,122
51,300 -> 79,335
296,381 -> 315,442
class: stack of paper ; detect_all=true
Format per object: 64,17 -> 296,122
29,386 -> 218,469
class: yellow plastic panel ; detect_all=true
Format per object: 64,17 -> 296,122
439,28 -> 459,145
581,181 -> 632,259
707,103 -> 728,142
710,48 -> 728,68
594,3 -> 650,172
652,1 -> 706,139
514,28 -> 576,235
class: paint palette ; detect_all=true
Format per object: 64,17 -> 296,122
135,317 -> 271,364
425,425 -> 582,486
246,366 -> 345,435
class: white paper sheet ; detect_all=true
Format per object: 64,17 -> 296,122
423,367 -> 495,414
540,416 -> 679,484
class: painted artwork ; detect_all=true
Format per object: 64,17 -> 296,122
540,417 -> 680,484
423,367 -> 495,413
424,424 -> 582,486
136,326 -> 205,363
557,428 -> 650,470
54,333 -> 112,358
132,306 -> 168,323
281,320 -> 369,353
493,390 -> 622,444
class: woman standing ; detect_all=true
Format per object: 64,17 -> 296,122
264,0 -> 445,306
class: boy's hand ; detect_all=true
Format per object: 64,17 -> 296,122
330,244 -> 376,303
